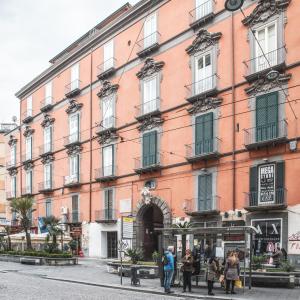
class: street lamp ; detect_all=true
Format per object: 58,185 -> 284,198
224,0 -> 244,11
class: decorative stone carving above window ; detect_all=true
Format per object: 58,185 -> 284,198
41,114 -> 55,128
242,0 -> 291,27
97,130 -> 118,145
136,57 -> 165,80
65,99 -> 83,114
41,154 -> 54,165
66,144 -> 83,156
23,161 -> 34,171
245,72 -> 291,96
9,168 -> 18,176
187,97 -> 223,115
23,126 -> 35,137
137,116 -> 164,132
97,80 -> 119,98
186,29 -> 222,56
8,135 -> 17,146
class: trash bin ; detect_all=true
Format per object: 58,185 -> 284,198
130,265 -> 141,286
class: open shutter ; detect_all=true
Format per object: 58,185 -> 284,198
249,166 -> 258,206
149,131 -> 157,165
276,161 -> 285,205
266,92 -> 278,139
142,133 -> 150,167
204,113 -> 213,153
206,174 -> 212,210
105,190 -> 113,219
256,95 -> 268,142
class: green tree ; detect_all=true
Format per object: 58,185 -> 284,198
42,215 -> 63,253
173,221 -> 191,257
4,225 -> 12,251
10,196 -> 35,250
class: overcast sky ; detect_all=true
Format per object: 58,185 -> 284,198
0,0 -> 139,124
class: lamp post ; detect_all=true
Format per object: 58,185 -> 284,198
224,0 -> 244,11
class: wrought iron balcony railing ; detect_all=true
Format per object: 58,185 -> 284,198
22,153 -> 33,163
96,116 -> 117,135
63,174 -> 81,187
21,187 -> 33,196
6,191 -> 16,200
95,166 -> 117,182
185,137 -> 220,162
22,110 -> 33,123
137,31 -> 161,57
97,58 -> 117,80
244,120 -> 287,149
64,132 -> 81,147
65,79 -> 81,98
135,98 -> 161,120
6,160 -> 17,170
189,0 -> 214,27
40,97 -> 54,112
67,211 -> 82,223
183,196 -> 220,216
95,209 -> 117,223
39,143 -> 53,156
38,180 -> 54,193
134,152 -> 162,174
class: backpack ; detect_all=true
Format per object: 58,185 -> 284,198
162,253 -> 170,266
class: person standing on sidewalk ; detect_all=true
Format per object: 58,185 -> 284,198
207,256 -> 218,296
163,246 -> 174,294
224,251 -> 240,295
181,249 -> 194,293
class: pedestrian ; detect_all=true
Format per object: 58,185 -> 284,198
204,242 -> 212,263
171,248 -> 177,286
181,249 -> 194,293
207,256 -> 218,296
224,251 -> 240,295
272,246 -> 283,268
163,246 -> 175,294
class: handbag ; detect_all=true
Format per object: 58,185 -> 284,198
219,275 -> 225,283
234,279 -> 243,288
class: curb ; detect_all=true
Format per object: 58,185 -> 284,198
42,275 -> 235,300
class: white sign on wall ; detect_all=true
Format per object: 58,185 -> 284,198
258,164 -> 275,204
119,199 -> 132,214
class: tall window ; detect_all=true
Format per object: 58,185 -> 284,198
195,113 -> 214,155
25,136 -> 32,161
69,113 -> 80,143
256,92 -> 278,142
44,126 -> 52,153
195,0 -> 213,20
198,173 -> 212,211
194,52 -> 213,95
142,131 -> 157,167
45,199 -> 52,217
104,189 -> 114,220
10,144 -> 16,166
71,63 -> 79,90
144,13 -> 157,48
69,155 -> 79,182
27,96 -> 32,117
102,96 -> 114,129
143,77 -> 157,114
72,195 -> 79,223
103,145 -> 114,176
26,170 -> 33,194
44,164 -> 52,189
103,40 -> 114,71
255,22 -> 277,71
45,81 -> 52,105
11,176 -> 16,198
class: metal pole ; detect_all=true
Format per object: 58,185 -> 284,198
243,230 -> 246,294
120,216 -> 123,285
249,232 -> 253,290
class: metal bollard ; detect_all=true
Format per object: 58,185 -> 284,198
131,265 -> 141,286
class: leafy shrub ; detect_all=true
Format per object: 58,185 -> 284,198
280,261 -> 295,272
0,250 -> 72,258
252,255 -> 267,270
152,251 -> 160,264
125,248 -> 143,264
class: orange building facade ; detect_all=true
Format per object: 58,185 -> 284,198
5,0 -> 300,262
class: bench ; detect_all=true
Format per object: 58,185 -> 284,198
20,257 -> 42,265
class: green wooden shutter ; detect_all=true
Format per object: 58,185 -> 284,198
276,161 -> 285,205
204,113 -> 213,153
142,132 -> 150,167
267,92 -> 278,139
195,113 -> 213,155
143,131 -> 157,167
256,95 -> 268,142
249,166 -> 258,206
198,174 -> 212,211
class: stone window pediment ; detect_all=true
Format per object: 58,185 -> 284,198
65,99 -> 83,114
23,126 -> 35,137
136,57 -> 165,80
97,80 -> 119,98
41,114 -> 55,128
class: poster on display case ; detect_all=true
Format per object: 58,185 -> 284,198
258,164 -> 276,204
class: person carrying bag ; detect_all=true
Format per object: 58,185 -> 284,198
207,256 -> 218,296
224,251 -> 240,295
181,249 -> 194,293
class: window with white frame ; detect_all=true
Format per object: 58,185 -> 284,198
27,96 -> 32,117
10,144 -> 16,166
44,163 -> 52,189
45,81 -> 52,105
198,173 -> 213,211
102,145 -> 114,177
44,126 -> 52,153
70,63 -> 79,91
69,113 -> 80,143
144,13 -> 157,48
103,40 -> 114,71
69,155 -> 79,182
11,176 -> 16,198
45,199 -> 52,217
254,22 -> 277,72
104,189 -> 114,220
26,170 -> 33,194
194,52 -> 213,95
102,95 -> 115,129
195,0 -> 213,21
143,76 -> 158,115
72,194 -> 79,222
25,136 -> 32,161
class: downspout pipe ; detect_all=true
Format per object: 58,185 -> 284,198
89,49 -> 93,223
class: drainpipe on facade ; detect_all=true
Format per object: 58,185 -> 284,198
231,12 -> 236,211
19,112 -> 22,198
89,49 -> 93,223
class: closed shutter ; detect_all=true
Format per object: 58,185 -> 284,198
198,174 -> 212,211
105,189 -> 113,219
276,161 -> 285,204
195,113 -> 213,155
249,166 -> 258,206
72,195 -> 79,222
143,131 -> 157,167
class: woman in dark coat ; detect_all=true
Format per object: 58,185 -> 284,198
181,249 -> 194,293
207,256 -> 218,296
224,252 -> 240,294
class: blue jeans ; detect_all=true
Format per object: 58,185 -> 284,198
164,269 -> 174,291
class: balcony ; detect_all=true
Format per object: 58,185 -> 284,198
21,187 -> 33,197
22,110 -> 33,124
134,152 -> 162,174
95,166 -> 118,182
63,174 -> 81,188
244,120 -> 287,150
97,58 -> 117,80
185,138 -> 220,163
185,74 -> 218,103
189,0 -> 215,29
244,47 -> 286,82
6,160 -> 17,170
65,80 -> 81,98
6,191 -> 16,200
244,188 -> 287,212
135,98 -> 161,121
183,196 -> 220,217
22,153 -> 33,164
95,209 -> 117,224
64,133 -> 81,148
95,116 -> 117,136
67,211 -> 82,224
38,180 -> 54,193
40,97 -> 54,113
137,31 -> 161,58
39,143 -> 53,157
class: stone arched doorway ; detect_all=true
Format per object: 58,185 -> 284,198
135,197 -> 171,260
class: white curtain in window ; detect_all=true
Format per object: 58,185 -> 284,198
70,155 -> 79,182
102,96 -> 114,129
27,96 -> 32,117
195,0 -> 212,20
71,63 -> 79,90
11,176 -> 16,197
26,171 -> 32,193
44,164 -> 51,189
144,14 -> 157,48
103,40 -> 114,71
44,127 -> 52,153
69,114 -> 79,143
11,145 -> 16,165
143,77 -> 157,114
103,146 -> 113,176
45,82 -> 52,104
195,53 -> 212,94
25,137 -> 32,160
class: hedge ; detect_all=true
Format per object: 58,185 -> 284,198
0,250 -> 72,258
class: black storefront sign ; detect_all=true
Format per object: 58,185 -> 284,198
258,164 -> 275,204
252,219 -> 282,255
